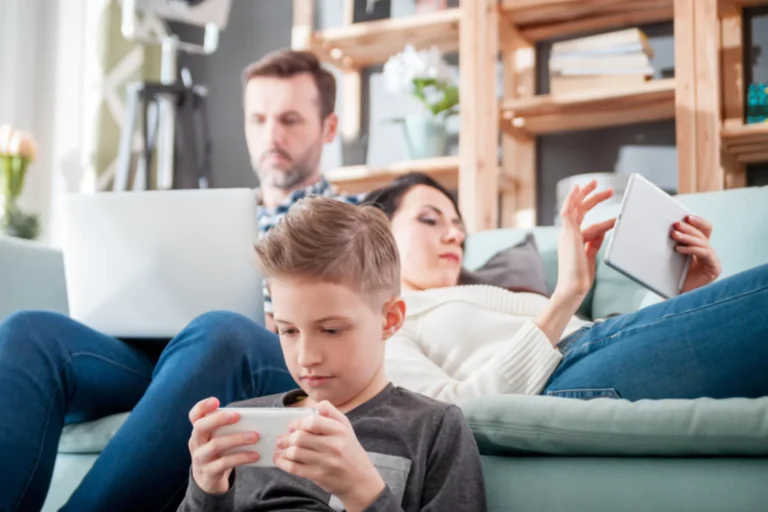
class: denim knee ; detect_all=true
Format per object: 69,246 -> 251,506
0,310 -> 72,361
163,311 -> 275,363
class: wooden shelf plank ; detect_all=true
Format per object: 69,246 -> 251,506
721,123 -> 768,164
309,9 -> 461,70
500,78 -> 676,135
500,0 -> 673,41
325,156 -> 460,195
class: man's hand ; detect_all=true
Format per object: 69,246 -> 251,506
188,397 -> 261,495
275,401 -> 385,512
674,215 -> 722,293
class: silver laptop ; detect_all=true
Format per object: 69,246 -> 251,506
61,188 -> 263,338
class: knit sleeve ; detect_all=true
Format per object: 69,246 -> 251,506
385,321 -> 562,404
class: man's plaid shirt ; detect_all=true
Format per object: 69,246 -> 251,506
257,177 -> 363,314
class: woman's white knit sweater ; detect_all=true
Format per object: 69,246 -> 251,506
384,285 -> 592,404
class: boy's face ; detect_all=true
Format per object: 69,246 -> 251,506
270,278 -> 404,410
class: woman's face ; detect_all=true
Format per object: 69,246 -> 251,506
390,184 -> 465,291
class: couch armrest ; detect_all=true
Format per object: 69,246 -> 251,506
0,236 -> 68,321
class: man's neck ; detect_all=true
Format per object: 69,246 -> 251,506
261,173 -> 323,209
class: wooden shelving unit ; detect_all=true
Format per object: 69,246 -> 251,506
501,78 -> 676,136
677,0 -> 768,191
500,0 -> 673,42
721,123 -> 768,164
308,8 -> 461,70
325,156 -> 460,195
292,0 -> 765,232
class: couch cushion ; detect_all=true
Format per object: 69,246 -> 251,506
461,394 -> 768,456
58,412 -> 131,454
464,227 -> 595,318
460,233 -> 550,296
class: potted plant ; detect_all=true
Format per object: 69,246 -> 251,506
382,44 -> 459,159
0,124 -> 40,240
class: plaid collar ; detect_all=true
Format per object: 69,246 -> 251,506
257,176 -> 355,234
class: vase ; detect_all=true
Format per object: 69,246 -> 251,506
402,115 -> 449,160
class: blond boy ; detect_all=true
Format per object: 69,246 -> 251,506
178,197 -> 486,511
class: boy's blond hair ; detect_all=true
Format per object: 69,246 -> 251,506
254,196 -> 400,302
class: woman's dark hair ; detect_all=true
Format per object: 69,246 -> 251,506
361,172 -> 461,221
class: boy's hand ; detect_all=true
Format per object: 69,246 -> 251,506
188,397 -> 261,495
275,401 -> 385,512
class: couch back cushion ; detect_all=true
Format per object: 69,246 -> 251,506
465,186 -> 768,321
0,236 -> 68,321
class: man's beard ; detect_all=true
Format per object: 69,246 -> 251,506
253,142 -> 320,191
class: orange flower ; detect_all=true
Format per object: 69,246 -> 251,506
8,131 -> 37,162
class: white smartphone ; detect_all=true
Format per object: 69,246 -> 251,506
603,173 -> 692,299
212,407 -> 317,468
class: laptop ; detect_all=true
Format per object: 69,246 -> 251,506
61,188 -> 264,339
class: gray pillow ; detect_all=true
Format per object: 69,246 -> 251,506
459,233 -> 550,296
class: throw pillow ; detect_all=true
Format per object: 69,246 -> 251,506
459,233 -> 550,296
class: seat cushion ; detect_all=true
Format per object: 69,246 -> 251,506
461,394 -> 768,456
58,412 -> 131,454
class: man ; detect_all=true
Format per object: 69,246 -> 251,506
0,49 -> 357,512
241,50 -> 360,330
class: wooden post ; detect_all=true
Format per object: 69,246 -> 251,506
500,20 -> 536,228
291,0 -> 314,50
693,0 -> 724,192
459,0 -> 499,232
720,0 -> 747,187
340,0 -> 363,157
674,0 -> 698,194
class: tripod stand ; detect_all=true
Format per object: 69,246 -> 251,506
113,77 -> 213,191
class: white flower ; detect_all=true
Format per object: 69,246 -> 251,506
0,124 -> 14,155
382,45 -> 453,96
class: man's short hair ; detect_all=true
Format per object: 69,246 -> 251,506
254,196 -> 400,303
242,49 -> 336,119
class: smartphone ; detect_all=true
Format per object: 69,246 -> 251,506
212,407 -> 317,468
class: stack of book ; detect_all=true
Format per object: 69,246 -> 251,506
549,28 -> 655,95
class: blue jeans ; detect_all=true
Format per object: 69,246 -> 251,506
543,264 -> 768,401
0,310 -> 295,512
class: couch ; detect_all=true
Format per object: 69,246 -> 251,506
1,186 -> 766,512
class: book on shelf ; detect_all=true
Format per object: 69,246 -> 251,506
549,74 -> 650,96
549,28 -> 654,95
551,28 -> 654,58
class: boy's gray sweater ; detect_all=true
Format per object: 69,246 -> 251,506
178,384 -> 486,511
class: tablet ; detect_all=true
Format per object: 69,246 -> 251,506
213,407 -> 317,468
603,173 -> 691,299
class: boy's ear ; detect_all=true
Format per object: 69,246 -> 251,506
382,297 -> 406,341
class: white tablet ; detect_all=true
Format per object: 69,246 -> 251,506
213,407 -> 317,468
603,173 -> 691,299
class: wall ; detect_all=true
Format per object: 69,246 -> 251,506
173,0 -> 293,189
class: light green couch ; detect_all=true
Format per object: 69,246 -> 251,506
1,186 -> 767,512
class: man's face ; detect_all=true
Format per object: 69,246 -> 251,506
270,278 -> 401,408
244,73 -> 337,190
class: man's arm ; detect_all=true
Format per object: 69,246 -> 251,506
419,405 -> 487,511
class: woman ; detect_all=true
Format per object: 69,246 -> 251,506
363,173 -> 767,402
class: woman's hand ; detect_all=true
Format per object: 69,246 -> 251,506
555,181 -> 617,299
673,215 -> 721,293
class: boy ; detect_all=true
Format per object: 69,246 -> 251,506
178,197 -> 486,511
